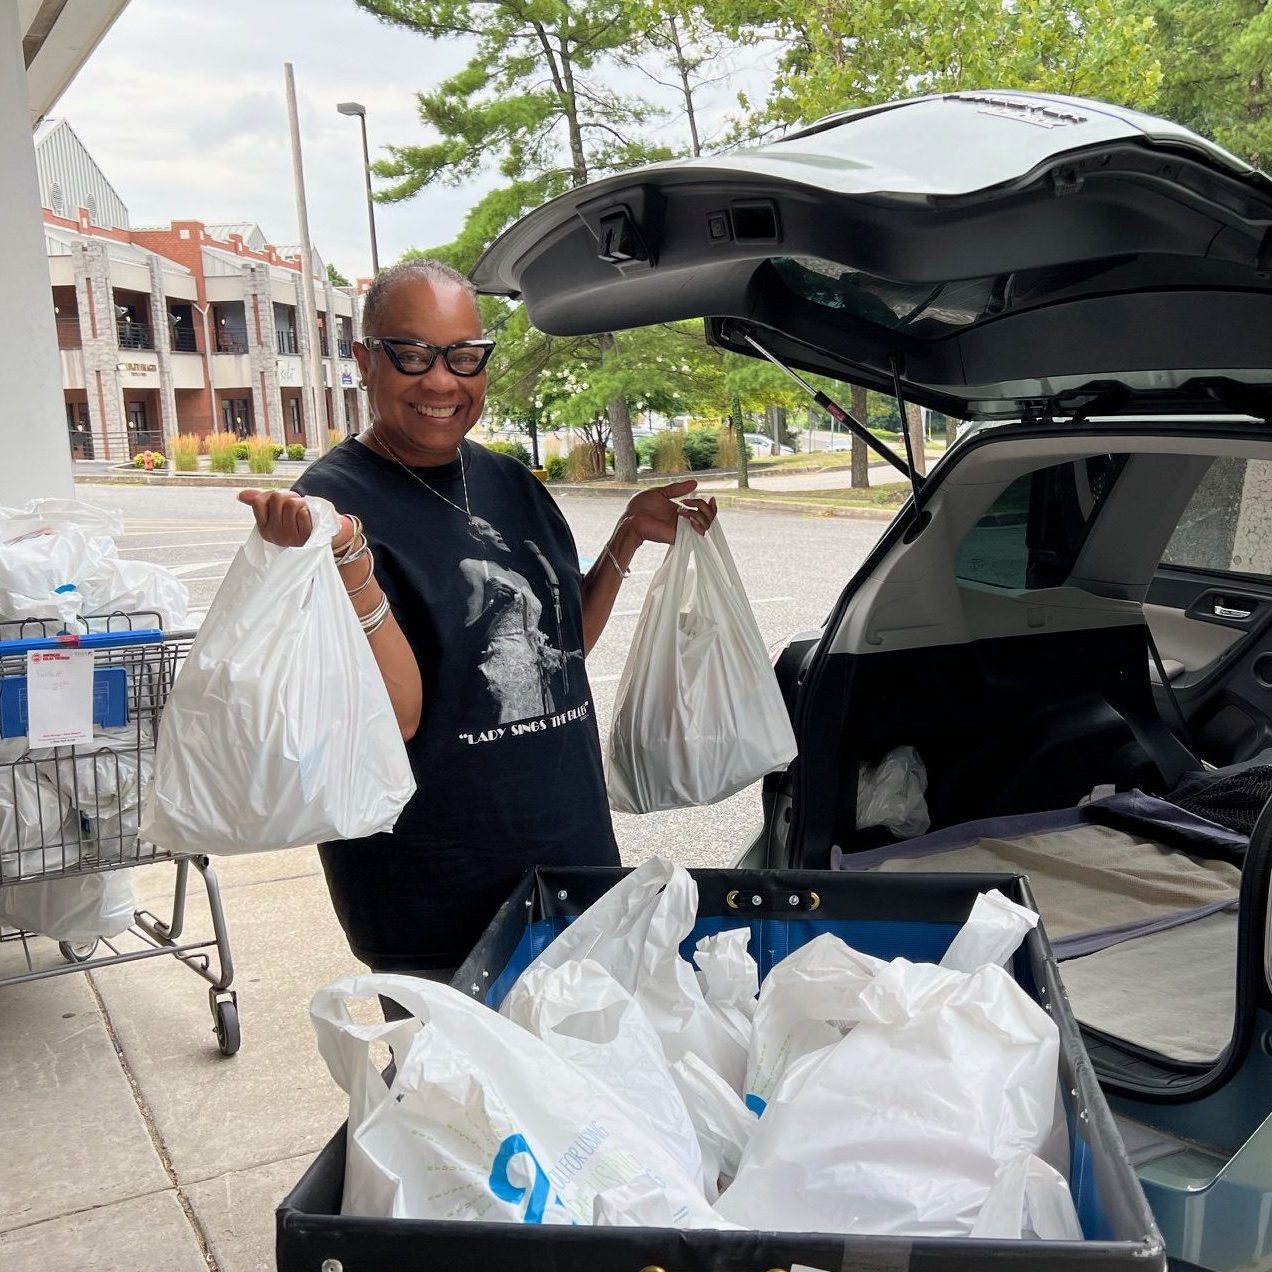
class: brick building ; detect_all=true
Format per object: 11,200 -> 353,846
36,118 -> 367,462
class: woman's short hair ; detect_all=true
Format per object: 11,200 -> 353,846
361,259 -> 477,336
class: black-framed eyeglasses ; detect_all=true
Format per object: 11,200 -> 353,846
362,336 -> 495,377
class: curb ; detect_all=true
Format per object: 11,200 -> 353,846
74,470 -> 900,522
550,483 -> 902,522
76,471 -> 299,489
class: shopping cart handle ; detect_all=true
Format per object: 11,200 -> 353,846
0,629 -> 165,655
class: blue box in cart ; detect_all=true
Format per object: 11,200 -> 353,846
277,867 -> 1165,1272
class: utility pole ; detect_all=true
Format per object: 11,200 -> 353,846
285,62 -> 328,456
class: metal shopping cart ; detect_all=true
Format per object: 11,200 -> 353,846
0,613 -> 239,1055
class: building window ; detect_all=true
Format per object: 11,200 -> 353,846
50,181 -> 64,214
289,398 -> 302,436
222,398 -> 253,437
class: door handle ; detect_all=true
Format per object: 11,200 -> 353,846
1214,599 -> 1254,620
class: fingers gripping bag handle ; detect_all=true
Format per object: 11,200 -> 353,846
141,496 -> 415,855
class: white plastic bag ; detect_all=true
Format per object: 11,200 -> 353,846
856,744 -> 930,837
694,929 -> 758,1055
940,888 -> 1040,973
744,932 -> 884,1113
671,1051 -> 755,1199
310,974 -> 726,1227
972,1153 -> 1083,1240
0,763 -> 77,880
715,959 -> 1061,1236
510,858 -> 747,1090
607,520 -> 797,813
140,497 -> 414,855
0,868 -> 136,942
500,959 -> 705,1194
0,500 -> 187,627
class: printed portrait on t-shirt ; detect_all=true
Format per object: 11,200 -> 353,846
459,555 -> 581,724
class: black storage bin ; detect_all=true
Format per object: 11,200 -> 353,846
278,867 -> 1165,1272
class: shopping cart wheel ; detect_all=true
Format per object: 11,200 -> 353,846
58,940 -> 99,964
210,990 -> 240,1057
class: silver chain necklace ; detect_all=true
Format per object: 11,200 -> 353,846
370,427 -> 483,540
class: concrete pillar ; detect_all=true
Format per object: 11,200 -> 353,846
350,291 -> 370,435
293,272 -> 322,448
74,238 -> 128,462
147,256 -> 179,454
0,2 -> 74,503
243,264 -> 284,443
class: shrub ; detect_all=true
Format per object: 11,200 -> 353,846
544,454 -> 568,480
232,441 -> 250,461
132,451 -> 166,468
566,444 -> 604,481
635,435 -> 658,470
652,431 -> 688,474
486,439 -> 531,467
285,443 -> 306,460
682,427 -> 720,471
204,430 -> 238,474
246,437 -> 277,474
272,442 -> 285,459
715,427 -> 738,470
171,435 -> 199,471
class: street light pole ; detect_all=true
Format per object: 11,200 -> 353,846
337,101 -> 380,276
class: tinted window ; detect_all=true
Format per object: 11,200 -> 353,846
1162,458 -> 1272,580
956,456 -> 1126,589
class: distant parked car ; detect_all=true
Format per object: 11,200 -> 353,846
743,432 -> 794,456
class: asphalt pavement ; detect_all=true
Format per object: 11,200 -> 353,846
0,479 -> 886,1271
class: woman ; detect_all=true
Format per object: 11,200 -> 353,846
238,259 -> 716,987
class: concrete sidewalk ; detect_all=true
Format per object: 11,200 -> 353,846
0,848 -> 366,1272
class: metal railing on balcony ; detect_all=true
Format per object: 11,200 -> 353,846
277,330 -> 300,355
318,335 -> 330,357
171,326 -> 199,353
117,321 -> 154,349
216,330 -> 249,354
337,340 -> 353,359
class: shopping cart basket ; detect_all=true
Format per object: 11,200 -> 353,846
0,613 -> 239,1055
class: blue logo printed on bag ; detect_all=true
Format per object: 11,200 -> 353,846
489,1134 -> 554,1223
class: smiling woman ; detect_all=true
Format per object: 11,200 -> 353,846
236,259 -> 717,998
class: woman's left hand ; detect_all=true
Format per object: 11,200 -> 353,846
623,479 -> 718,546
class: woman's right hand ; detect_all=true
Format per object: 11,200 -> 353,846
237,490 -> 355,551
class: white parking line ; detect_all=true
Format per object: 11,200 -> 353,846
117,538 -> 246,553
168,559 -> 236,577
610,595 -> 793,618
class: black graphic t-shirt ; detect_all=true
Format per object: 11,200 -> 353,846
294,438 -> 617,969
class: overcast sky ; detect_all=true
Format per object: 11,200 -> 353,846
56,0 -> 769,280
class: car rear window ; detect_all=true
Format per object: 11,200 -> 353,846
955,456 -> 1126,589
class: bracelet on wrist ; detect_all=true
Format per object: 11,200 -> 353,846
344,550 -> 378,598
359,592 -> 391,636
332,515 -> 364,563
602,543 -> 630,581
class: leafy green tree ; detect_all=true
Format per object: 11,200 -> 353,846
721,0 -> 1162,135
356,0 -> 686,480
1135,0 -> 1272,170
326,263 -> 352,287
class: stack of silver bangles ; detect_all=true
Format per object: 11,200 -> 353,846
332,515 -> 390,636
